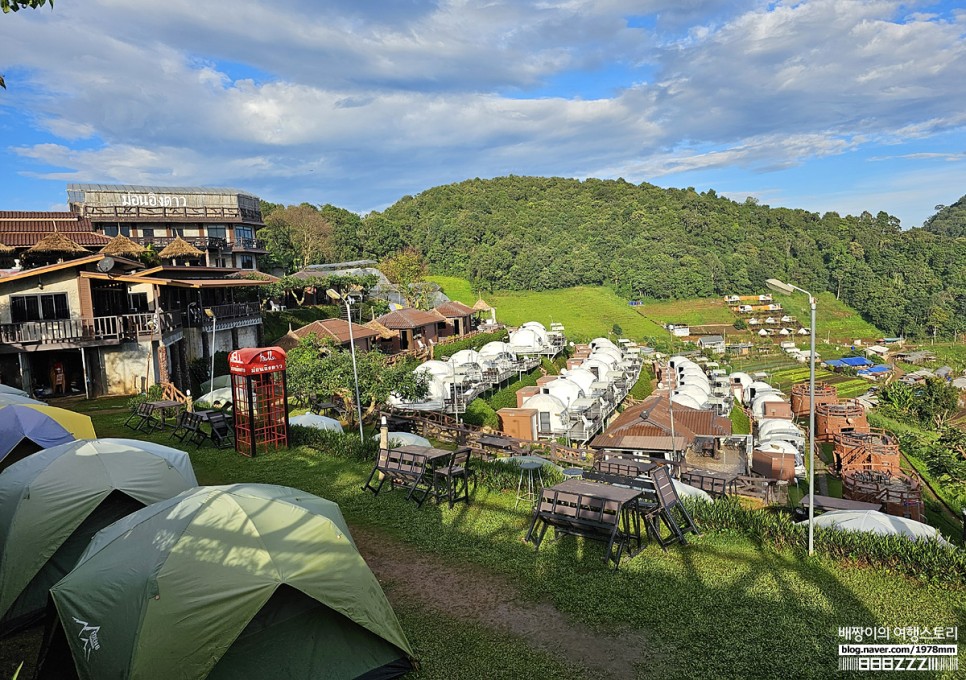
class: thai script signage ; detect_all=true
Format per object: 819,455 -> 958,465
120,193 -> 187,208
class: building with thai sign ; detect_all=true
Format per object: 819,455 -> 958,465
67,184 -> 267,271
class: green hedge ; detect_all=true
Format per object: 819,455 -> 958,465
486,368 -> 542,411
628,364 -> 654,400
289,426 -> 379,461
126,383 -> 164,412
729,407 -> 751,435
461,399 -> 500,429
434,330 -> 509,360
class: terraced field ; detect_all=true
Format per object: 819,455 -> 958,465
725,356 -> 872,398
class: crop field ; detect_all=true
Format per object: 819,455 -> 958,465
770,292 -> 883,342
427,277 -> 667,342
725,357 -> 872,399
634,297 -> 736,326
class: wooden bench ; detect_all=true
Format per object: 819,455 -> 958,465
207,412 -> 235,449
362,448 -> 437,507
525,480 -> 643,569
680,470 -> 737,498
169,411 -> 208,447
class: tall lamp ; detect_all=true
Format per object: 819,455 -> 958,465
766,278 -> 817,556
327,289 -> 365,443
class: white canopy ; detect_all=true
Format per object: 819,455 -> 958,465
289,413 -> 344,432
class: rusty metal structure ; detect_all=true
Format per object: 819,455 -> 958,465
790,381 -> 838,418
815,400 -> 867,442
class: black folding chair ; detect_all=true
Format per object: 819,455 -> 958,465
124,402 -> 157,432
207,412 -> 235,449
170,411 -> 208,447
433,448 -> 476,508
644,467 -> 700,550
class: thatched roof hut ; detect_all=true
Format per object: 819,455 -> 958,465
25,231 -> 87,258
472,298 -> 493,311
0,242 -> 14,256
158,236 -> 203,260
100,234 -> 145,259
364,319 -> 399,340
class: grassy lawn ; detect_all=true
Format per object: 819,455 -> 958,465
428,277 -> 667,343
54,398 -> 966,679
730,407 -> 751,435
636,297 -> 737,325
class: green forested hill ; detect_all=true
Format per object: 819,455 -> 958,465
351,177 -> 965,339
924,194 -> 966,238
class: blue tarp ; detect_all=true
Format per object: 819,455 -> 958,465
858,364 -> 891,375
829,356 -> 873,367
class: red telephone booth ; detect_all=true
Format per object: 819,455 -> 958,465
229,346 -> 289,457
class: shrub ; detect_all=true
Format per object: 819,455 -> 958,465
126,383 -> 164,412
290,426 -> 378,461
486,368 -> 542,411
461,399 -> 500,429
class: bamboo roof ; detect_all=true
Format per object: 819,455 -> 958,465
472,298 -> 493,311
364,319 -> 399,339
100,234 -> 145,258
158,236 -> 203,259
25,230 -> 87,255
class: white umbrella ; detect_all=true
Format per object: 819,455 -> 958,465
0,384 -> 29,397
808,510 -> 948,544
371,431 -> 431,448
289,413 -> 344,432
200,375 -> 232,394
198,387 -> 233,406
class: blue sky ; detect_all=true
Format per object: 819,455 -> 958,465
1,0 -> 964,227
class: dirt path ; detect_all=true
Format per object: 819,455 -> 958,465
352,527 -> 649,680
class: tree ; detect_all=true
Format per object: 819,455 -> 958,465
379,248 -> 429,308
262,204 -> 334,273
286,337 -> 428,425
2,0 -> 53,89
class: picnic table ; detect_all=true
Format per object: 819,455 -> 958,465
680,469 -> 739,498
526,478 -> 643,569
477,434 -> 515,451
362,445 -> 466,506
144,400 -> 184,431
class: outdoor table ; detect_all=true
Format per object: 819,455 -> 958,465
526,478 -> 644,568
800,494 -> 883,512
145,400 -> 184,431
363,445 -> 467,506
594,458 -> 656,477
509,455 -> 547,508
478,434 -> 515,451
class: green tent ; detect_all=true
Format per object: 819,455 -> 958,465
42,484 -> 414,680
0,438 -> 197,637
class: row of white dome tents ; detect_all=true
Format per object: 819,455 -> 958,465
518,337 -> 643,442
731,372 -> 806,480
667,356 -> 733,416
506,321 -> 567,358
388,341 -> 537,414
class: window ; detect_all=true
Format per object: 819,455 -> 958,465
103,224 -> 131,237
128,292 -> 149,313
207,225 -> 227,239
235,227 -> 254,240
172,226 -> 184,237
539,412 -> 552,433
240,255 -> 255,269
11,293 -> 70,322
140,228 -> 155,240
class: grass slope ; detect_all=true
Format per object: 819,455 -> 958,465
428,276 -> 666,342
56,398 -> 966,680
636,297 -> 736,326
772,291 -> 883,342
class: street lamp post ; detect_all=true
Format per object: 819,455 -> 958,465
766,278 -> 817,556
327,289 -> 365,444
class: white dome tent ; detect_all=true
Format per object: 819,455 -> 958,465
541,379 -> 585,409
751,392 -> 786,419
521,393 -> 569,436
743,381 -> 777,405
809,510 -> 948,544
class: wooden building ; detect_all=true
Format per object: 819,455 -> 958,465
373,308 -> 442,354
433,300 -> 477,337
275,318 -> 379,352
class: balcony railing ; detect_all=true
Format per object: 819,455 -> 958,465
0,312 -> 181,347
231,237 -> 265,251
137,236 -> 229,252
183,302 -> 262,328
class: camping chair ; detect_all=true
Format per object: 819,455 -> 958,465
169,411 -> 207,447
644,467 -> 700,551
124,402 -> 158,432
433,447 -> 476,508
207,412 -> 235,449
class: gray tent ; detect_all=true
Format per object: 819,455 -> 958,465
0,439 -> 197,636
41,484 -> 413,680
